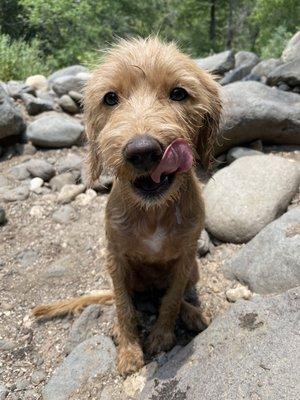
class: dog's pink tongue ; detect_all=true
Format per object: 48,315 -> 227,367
150,138 -> 193,183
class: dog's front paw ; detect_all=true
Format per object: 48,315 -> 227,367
117,343 -> 144,376
146,328 -> 176,355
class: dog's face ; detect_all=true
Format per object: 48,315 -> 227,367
84,37 -> 221,207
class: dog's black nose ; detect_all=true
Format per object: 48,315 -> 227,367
124,135 -> 163,172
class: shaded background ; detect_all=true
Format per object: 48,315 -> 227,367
0,0 -> 299,81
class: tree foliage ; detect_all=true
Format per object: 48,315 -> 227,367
0,0 -> 298,77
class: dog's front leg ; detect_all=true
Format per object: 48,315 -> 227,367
146,252 -> 195,355
106,251 -> 144,375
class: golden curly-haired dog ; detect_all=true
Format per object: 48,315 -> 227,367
33,37 -> 221,375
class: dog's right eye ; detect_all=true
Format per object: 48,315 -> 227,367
103,92 -> 119,106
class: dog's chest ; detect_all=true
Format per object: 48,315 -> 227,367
142,225 -> 166,253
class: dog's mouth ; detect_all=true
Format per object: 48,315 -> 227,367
132,173 -> 175,198
131,138 -> 194,199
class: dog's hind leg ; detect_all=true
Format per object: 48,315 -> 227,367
32,290 -> 114,318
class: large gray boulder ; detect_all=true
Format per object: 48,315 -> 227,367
224,208 -> 300,295
216,81 -> 300,154
26,113 -> 83,148
220,51 -> 259,85
48,65 -> 88,83
267,59 -> 300,86
282,31 -> 300,63
196,50 -> 235,75
140,287 -> 300,400
203,155 -> 300,243
0,86 -> 25,140
43,335 -> 116,400
251,58 -> 282,78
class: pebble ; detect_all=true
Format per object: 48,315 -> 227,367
57,184 -> 85,204
29,177 -> 44,191
58,94 -> 79,114
49,172 -> 76,192
3,186 -> 29,202
75,188 -> 97,206
31,370 -> 46,385
26,159 -> 55,181
9,164 -> 30,180
226,286 -> 252,302
52,204 -> 77,224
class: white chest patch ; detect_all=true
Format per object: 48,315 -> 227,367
143,226 -> 166,253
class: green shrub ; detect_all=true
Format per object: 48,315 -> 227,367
260,26 -> 294,59
0,34 -> 51,81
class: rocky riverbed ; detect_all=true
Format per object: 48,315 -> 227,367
0,32 -> 300,400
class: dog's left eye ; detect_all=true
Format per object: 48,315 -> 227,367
103,92 -> 119,106
170,87 -> 188,101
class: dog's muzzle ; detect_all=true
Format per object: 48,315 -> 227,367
123,134 -> 163,173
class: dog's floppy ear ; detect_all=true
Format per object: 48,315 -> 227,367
84,108 -> 103,187
195,73 -> 222,170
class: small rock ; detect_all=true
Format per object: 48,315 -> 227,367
43,256 -> 73,279
49,172 -> 76,191
22,142 -> 37,155
25,75 -> 48,91
52,205 -> 77,224
29,177 -> 44,191
197,229 -> 211,256
58,184 -> 85,204
26,159 -> 55,181
58,94 -> 79,114
56,153 -> 83,174
21,93 -> 54,116
196,50 -> 235,75
42,335 -> 116,400
31,370 -> 46,385
226,146 -> 263,164
26,114 -> 84,148
0,206 -> 6,225
75,189 -> 97,206
69,90 -> 83,102
9,164 -> 30,180
0,384 -> 8,400
17,249 -> 39,268
52,74 -> 89,97
0,86 -> 25,140
3,186 -> 29,202
48,65 -> 88,83
226,286 -> 252,302
277,82 -> 290,91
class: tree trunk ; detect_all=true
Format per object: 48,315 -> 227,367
209,0 -> 216,51
227,0 -> 234,49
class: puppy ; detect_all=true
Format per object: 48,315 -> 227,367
33,37 -> 221,375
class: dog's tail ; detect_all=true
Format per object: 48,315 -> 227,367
32,290 -> 114,318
